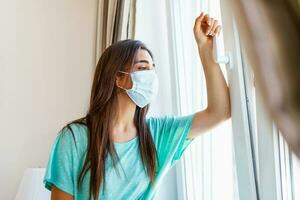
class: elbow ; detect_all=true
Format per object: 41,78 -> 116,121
208,90 -> 231,122
223,107 -> 231,120
217,107 -> 231,122
207,105 -> 231,123
221,94 -> 231,120
222,100 -> 231,120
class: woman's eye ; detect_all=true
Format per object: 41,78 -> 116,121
138,66 -> 147,70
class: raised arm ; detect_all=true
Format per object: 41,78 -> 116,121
188,11 -> 231,139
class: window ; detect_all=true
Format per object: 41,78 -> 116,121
166,0 -> 237,199
238,22 -> 300,200
147,0 -> 300,199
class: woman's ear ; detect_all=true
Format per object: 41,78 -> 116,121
115,75 -> 121,88
115,72 -> 133,90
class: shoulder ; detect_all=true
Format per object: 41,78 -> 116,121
145,115 -> 171,127
55,122 -> 89,156
44,122 -> 88,195
145,114 -> 177,139
146,113 -> 195,128
145,113 -> 195,139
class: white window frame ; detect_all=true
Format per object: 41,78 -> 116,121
219,13 -> 258,200
219,5 -> 295,200
166,0 -> 259,199
166,0 -> 300,199
239,19 -> 297,200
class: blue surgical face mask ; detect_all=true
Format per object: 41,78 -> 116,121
116,69 -> 159,108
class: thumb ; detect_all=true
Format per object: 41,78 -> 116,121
194,11 -> 205,31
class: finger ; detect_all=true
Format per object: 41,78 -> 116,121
215,26 -> 222,36
206,18 -> 215,35
194,11 -> 205,30
203,14 -> 211,26
208,20 -> 219,36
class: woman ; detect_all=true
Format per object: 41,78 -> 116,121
43,11 -> 230,200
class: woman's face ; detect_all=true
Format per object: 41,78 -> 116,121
116,49 -> 155,90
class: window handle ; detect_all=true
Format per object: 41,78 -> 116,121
213,34 -> 232,68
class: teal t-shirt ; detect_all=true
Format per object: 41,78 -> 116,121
43,113 -> 196,200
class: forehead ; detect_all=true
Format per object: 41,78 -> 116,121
133,49 -> 154,65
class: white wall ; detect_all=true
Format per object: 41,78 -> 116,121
135,0 -> 179,200
0,0 -> 98,199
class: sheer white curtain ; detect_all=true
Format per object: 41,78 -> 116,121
165,0 -> 235,200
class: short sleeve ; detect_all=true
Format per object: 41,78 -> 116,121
43,126 -> 78,196
147,113 -> 196,167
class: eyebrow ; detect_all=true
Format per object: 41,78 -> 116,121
134,60 -> 156,67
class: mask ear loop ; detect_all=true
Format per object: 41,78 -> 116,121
116,71 -> 131,90
118,70 -> 130,75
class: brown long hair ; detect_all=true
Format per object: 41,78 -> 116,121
60,39 -> 158,200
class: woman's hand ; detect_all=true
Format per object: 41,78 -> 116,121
193,11 -> 222,50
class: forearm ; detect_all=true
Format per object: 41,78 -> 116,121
198,45 -> 231,119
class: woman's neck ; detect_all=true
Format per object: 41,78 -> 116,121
111,92 -> 137,141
